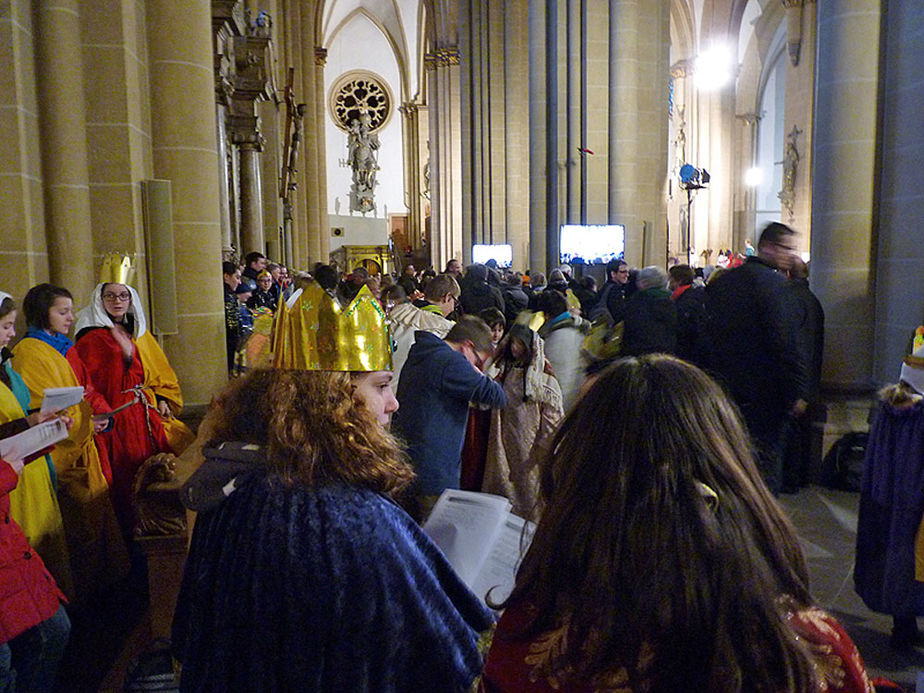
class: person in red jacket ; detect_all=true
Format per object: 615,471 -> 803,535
0,444 -> 70,690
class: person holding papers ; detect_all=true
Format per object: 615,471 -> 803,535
14,283 -> 128,600
0,290 -> 73,596
172,282 -> 493,691
481,355 -> 873,693
74,255 -> 194,537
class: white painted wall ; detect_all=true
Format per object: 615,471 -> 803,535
329,213 -> 389,247
325,13 -> 406,228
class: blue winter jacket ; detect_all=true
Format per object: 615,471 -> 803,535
392,331 -> 506,496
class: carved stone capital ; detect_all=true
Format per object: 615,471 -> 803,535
315,47 -> 328,66
670,59 -> 692,79
781,0 -> 803,7
424,47 -> 461,71
736,112 -> 761,126
399,102 -> 419,116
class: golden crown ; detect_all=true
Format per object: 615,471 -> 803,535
272,281 -> 392,372
98,253 -> 136,285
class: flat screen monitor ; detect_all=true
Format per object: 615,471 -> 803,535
472,244 -> 513,268
559,224 -> 626,265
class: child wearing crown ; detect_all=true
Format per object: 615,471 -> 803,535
73,255 -> 195,538
171,282 -> 493,690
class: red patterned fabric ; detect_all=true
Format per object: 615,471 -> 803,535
481,600 -> 874,692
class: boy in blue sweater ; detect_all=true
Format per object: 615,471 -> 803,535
392,316 -> 507,520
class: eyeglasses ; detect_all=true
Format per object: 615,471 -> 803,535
102,292 -> 131,302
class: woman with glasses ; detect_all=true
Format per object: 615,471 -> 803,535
74,281 -> 193,537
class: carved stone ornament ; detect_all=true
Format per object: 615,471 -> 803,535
424,47 -> 461,71
328,70 -> 393,134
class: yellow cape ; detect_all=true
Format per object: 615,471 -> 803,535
12,338 -> 128,597
136,332 -> 195,455
0,375 -> 73,596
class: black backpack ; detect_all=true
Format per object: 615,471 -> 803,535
820,432 -> 868,493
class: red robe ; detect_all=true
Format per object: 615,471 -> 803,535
481,600 -> 874,692
75,327 -> 172,536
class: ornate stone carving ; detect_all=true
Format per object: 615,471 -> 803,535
315,47 -> 328,66
424,47 -> 461,71
670,59 -> 692,79
778,124 -> 802,222
329,71 -> 392,133
346,112 -> 380,214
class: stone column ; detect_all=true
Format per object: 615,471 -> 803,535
147,0 -> 226,404
35,0 -> 94,300
236,137 -> 265,256
505,0 -> 530,269
314,47 -> 330,262
872,1 -> 924,382
527,0 -> 548,271
428,48 -> 464,271
400,103 -> 422,248
811,1 -> 881,390
0,3 -> 47,288
608,0 -> 638,241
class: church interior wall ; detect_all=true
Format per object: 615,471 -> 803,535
324,11 -> 405,236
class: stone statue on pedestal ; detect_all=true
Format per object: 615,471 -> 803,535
348,112 -> 380,214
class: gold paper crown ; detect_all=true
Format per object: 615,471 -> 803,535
272,281 -> 392,371
98,253 -> 136,285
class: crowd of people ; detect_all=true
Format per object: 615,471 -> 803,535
3,218 -> 920,688
180,224 -> 896,690
1,259 -> 197,687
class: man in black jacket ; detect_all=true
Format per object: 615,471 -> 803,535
668,264 -> 708,367
459,263 -> 505,316
622,266 -> 677,356
590,258 -> 629,325
705,222 -> 809,493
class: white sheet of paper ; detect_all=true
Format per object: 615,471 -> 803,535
470,513 -> 534,605
0,418 -> 69,462
40,386 -> 84,413
423,489 -> 511,586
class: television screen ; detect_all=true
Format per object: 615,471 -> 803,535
472,244 -> 513,268
559,224 -> 625,265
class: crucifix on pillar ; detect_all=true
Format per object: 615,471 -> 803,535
280,67 -> 307,267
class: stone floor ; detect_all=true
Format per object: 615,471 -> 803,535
778,486 -> 924,690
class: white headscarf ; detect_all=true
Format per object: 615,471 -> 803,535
0,291 -> 12,307
74,282 -> 147,338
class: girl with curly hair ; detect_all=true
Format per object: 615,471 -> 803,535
172,366 -> 493,691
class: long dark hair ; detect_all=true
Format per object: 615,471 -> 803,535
501,355 -> 816,691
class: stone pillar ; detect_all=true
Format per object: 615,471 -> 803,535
147,0 -> 226,405
314,47 -> 330,263
236,139 -> 265,255
428,48 -> 464,271
872,1 -> 924,382
608,0 -> 638,239
35,0 -> 94,300
401,103 -> 422,248
811,1 -> 881,390
0,3 -> 48,289
300,42 -> 321,265
505,0 -> 530,269
527,0 -> 548,271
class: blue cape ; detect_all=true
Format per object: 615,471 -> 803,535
173,444 -> 494,691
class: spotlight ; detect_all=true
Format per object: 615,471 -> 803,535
744,167 -> 763,187
695,45 -> 733,91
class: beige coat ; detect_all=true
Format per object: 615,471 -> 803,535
388,301 -> 453,390
482,333 -> 563,521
